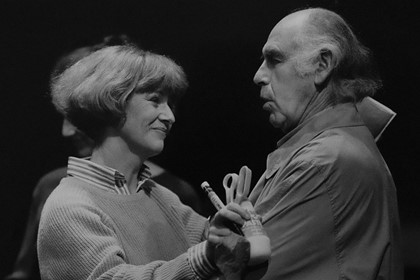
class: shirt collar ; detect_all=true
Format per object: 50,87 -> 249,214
265,103 -> 364,178
67,157 -> 152,195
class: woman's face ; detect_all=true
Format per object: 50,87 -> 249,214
119,91 -> 175,159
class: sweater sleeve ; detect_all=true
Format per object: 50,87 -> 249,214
37,188 -> 214,280
147,183 -> 217,278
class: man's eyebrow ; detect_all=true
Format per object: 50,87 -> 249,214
262,47 -> 284,60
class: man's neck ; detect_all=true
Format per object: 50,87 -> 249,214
298,88 -> 335,127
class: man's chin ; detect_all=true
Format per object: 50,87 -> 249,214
269,116 -> 288,133
269,115 -> 282,128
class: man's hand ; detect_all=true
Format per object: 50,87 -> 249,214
206,203 -> 251,280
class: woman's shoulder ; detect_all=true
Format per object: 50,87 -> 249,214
42,177 -> 99,214
40,176 -> 117,234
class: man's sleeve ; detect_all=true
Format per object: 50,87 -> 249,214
249,160 -> 340,280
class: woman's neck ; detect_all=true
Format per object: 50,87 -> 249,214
91,136 -> 145,193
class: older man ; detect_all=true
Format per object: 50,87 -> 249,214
248,7 -> 403,280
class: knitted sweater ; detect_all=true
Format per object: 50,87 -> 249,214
38,177 -> 213,280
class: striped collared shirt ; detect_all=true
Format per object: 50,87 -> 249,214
67,157 -> 151,195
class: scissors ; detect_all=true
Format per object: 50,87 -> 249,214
223,166 -> 252,204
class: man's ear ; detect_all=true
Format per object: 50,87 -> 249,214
314,49 -> 333,87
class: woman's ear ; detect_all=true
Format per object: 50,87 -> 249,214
314,49 -> 334,87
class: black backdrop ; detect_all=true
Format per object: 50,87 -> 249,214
1,0 -> 419,277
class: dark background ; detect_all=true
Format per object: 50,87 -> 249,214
1,0 -> 419,277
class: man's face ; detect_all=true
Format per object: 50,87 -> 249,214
253,13 -> 316,132
62,119 -> 94,157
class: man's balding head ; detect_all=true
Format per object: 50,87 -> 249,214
272,8 -> 382,102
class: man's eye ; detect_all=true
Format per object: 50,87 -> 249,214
266,55 -> 281,65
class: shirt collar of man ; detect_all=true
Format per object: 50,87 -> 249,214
265,103 -> 364,179
67,156 -> 151,195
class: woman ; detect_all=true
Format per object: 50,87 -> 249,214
38,45 -> 250,279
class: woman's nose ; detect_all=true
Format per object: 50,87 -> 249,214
160,103 -> 175,124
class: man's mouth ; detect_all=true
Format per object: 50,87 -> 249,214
262,102 -> 270,110
261,99 -> 272,111
259,88 -> 272,111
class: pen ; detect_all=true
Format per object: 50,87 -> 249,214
200,181 -> 225,210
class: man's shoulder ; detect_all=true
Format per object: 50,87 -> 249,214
297,127 -> 378,169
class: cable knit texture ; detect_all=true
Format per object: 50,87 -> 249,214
38,177 -> 210,280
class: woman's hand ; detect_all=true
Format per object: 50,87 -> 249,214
206,203 -> 251,279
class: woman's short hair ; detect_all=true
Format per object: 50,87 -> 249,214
50,45 -> 188,144
292,8 -> 382,103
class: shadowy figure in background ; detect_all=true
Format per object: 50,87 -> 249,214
246,7 -> 403,280
4,36 -> 202,280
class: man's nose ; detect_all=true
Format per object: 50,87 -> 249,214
253,63 -> 269,86
62,118 -> 77,137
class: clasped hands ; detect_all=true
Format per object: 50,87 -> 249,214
206,166 -> 253,279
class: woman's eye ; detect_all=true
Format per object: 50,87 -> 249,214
148,94 -> 161,103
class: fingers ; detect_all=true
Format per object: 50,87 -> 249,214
212,206 -> 243,227
209,226 -> 232,236
207,226 -> 247,248
225,202 -> 251,221
211,203 -> 250,231
207,226 -> 232,244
